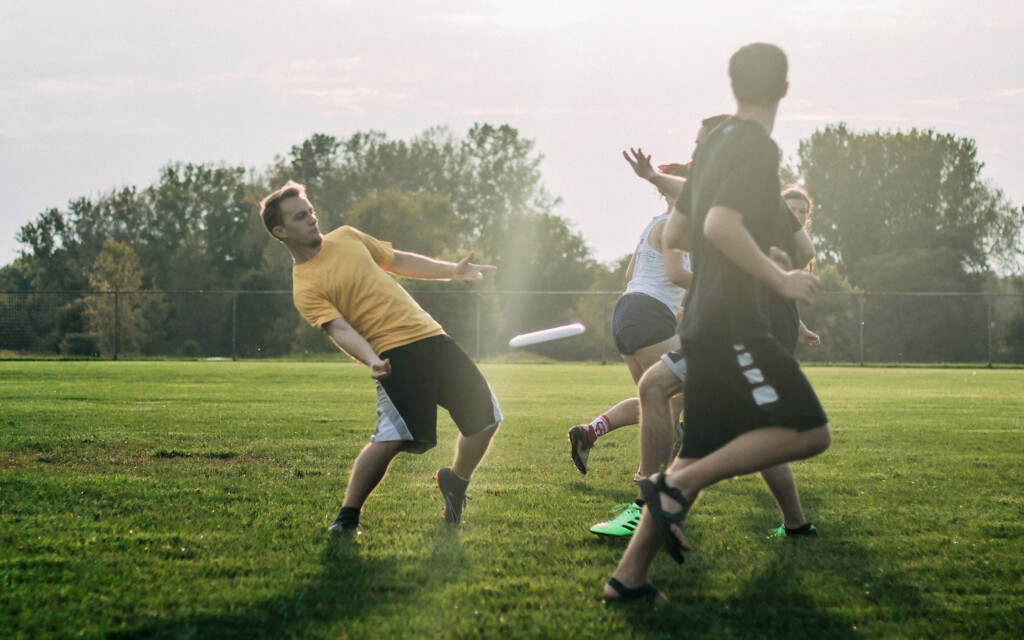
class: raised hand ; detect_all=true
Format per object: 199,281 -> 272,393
623,147 -> 656,181
452,251 -> 497,284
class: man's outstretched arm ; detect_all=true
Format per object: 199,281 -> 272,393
387,250 -> 496,284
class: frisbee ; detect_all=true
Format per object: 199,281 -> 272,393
508,323 -> 586,348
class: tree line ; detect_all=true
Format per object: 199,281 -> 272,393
2,122 -> 1023,362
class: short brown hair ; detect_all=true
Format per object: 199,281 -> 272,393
259,180 -> 307,236
729,43 -> 787,106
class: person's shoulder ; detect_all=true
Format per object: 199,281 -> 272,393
326,225 -> 356,240
322,225 -> 372,248
726,120 -> 776,154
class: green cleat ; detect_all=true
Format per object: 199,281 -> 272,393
590,502 -> 643,537
768,522 -> 818,539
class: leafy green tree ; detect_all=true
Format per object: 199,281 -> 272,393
0,256 -> 34,291
797,124 -> 1023,284
796,125 -> 1023,361
345,189 -> 458,258
84,240 -> 144,355
269,124 -> 562,253
145,162 -> 259,289
16,208 -> 86,290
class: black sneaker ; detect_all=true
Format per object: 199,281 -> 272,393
328,519 -> 362,536
568,425 -> 594,475
434,467 -> 468,524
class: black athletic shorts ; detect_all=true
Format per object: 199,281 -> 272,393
611,293 -> 677,355
678,335 -> 827,460
374,335 -> 502,453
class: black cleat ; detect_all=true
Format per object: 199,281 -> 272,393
434,467 -> 468,524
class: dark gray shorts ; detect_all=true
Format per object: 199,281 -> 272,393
611,293 -> 677,355
374,335 -> 502,454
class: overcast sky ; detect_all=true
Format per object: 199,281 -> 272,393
2,0 -> 1022,270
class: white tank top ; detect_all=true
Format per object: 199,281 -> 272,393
624,214 -> 689,312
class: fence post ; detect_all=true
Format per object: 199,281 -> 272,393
601,294 -> 608,365
232,291 -> 238,361
113,290 -> 120,361
858,292 -> 865,366
987,294 -> 993,368
475,293 -> 481,360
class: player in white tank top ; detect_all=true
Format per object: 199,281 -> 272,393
569,158 -> 694,537
624,213 -> 689,312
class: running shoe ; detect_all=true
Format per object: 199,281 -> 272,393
568,425 -> 594,475
590,502 -> 643,537
327,519 -> 362,536
434,467 -> 468,524
768,523 -> 818,539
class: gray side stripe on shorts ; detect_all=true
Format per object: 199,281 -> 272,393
485,384 -> 504,430
372,381 -> 414,443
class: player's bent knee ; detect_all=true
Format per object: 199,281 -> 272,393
640,371 -> 678,400
806,423 -> 831,455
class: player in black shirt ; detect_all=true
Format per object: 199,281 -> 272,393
605,43 -> 831,605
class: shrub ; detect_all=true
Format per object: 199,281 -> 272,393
61,333 -> 101,357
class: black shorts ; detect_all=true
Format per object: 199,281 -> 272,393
679,335 -> 827,459
375,335 -> 502,453
611,293 -> 677,355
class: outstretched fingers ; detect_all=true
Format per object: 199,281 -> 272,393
623,147 -> 654,179
453,251 -> 497,284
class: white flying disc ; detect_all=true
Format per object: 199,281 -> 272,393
508,323 -> 586,348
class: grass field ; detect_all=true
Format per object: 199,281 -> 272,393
2,361 -> 1023,639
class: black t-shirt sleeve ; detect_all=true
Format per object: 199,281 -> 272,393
775,199 -> 802,264
711,137 -> 779,226
783,201 -> 803,234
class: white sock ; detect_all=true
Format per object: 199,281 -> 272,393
589,414 -> 611,441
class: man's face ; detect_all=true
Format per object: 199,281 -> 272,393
276,195 -> 322,246
785,197 -> 809,227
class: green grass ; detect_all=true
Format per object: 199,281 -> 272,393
1,362 -> 1022,639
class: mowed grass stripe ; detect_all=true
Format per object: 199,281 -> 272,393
1,362 -> 1022,639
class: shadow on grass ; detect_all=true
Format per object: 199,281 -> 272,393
107,527 -> 470,639
569,478 -> 645,504
609,493 -> 924,640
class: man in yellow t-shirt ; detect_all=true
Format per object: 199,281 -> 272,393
260,181 -> 502,535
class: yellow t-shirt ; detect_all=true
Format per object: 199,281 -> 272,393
292,226 -> 444,354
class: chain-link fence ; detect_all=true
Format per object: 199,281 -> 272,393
2,290 -> 1023,364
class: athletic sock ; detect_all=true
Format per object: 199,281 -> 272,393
785,523 -> 814,535
588,414 -> 611,442
449,470 -> 471,488
336,506 -> 361,528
